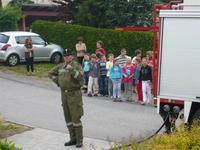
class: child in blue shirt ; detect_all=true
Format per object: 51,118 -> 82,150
82,54 -> 90,90
109,59 -> 123,102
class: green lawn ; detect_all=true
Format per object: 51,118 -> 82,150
0,62 -> 57,78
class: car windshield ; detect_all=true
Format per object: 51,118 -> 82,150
31,36 -> 45,45
0,34 -> 9,43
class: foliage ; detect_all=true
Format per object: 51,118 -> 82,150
0,0 -> 2,8
0,139 -> 22,150
112,124 -> 200,150
31,20 -> 153,57
75,0 -> 107,28
52,0 -> 82,21
0,7 -> 21,32
75,0 -> 161,28
8,0 -> 34,8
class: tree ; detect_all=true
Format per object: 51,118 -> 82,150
52,0 -> 82,21
0,0 -> 2,8
75,0 -> 106,27
75,0 -> 159,28
0,7 -> 21,31
8,0 -> 34,8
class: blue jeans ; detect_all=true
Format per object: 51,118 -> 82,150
112,78 -> 121,99
108,77 -> 113,97
84,71 -> 89,86
99,75 -> 108,96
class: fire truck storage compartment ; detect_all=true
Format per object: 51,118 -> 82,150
158,11 -> 200,103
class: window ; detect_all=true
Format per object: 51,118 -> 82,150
0,34 -> 9,43
15,36 -> 28,44
31,36 -> 45,45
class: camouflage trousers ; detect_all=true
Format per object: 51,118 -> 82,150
61,89 -> 84,141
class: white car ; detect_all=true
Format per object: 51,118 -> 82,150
0,31 -> 64,66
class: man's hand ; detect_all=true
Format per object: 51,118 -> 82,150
66,64 -> 73,70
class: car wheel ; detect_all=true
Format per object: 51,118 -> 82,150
7,54 -> 19,66
51,53 -> 62,64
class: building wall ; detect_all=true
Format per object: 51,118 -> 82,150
2,0 -> 53,6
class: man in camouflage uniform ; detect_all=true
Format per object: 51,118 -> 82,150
48,49 -> 84,148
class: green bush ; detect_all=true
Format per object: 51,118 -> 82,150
31,20 -> 153,57
0,7 -> 21,32
0,139 -> 21,150
112,124 -> 200,150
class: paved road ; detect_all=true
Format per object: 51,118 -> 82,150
0,72 -> 163,142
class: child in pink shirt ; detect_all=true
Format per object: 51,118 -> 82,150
123,59 -> 136,102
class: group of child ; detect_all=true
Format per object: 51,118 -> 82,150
81,46 -> 153,105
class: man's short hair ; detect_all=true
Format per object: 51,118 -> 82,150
101,55 -> 106,58
108,53 -> 114,57
96,40 -> 103,46
91,53 -> 97,59
135,49 -> 142,56
121,48 -> 127,53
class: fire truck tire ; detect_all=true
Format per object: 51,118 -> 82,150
192,109 -> 200,125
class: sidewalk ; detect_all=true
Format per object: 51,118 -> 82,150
8,128 -> 114,150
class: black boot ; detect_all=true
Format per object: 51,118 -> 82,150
76,139 -> 83,148
64,139 -> 76,146
65,125 -> 76,146
75,126 -> 83,148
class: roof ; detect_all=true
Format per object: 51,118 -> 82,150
22,4 -> 59,11
1,31 -> 39,36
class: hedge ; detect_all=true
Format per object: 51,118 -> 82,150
31,20 -> 153,57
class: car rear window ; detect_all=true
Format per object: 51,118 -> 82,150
0,34 -> 9,43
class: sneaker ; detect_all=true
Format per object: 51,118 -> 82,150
140,101 -> 145,105
113,98 -> 117,102
94,94 -> 98,96
87,93 -> 92,97
31,72 -> 35,76
118,99 -> 123,102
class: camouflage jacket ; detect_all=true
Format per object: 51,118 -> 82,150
48,61 -> 83,90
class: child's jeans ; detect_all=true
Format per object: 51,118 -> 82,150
112,78 -> 121,99
84,71 -> 89,86
108,77 -> 113,97
87,76 -> 99,95
124,82 -> 133,101
142,80 -> 151,104
99,75 -> 108,96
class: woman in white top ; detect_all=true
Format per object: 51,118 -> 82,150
75,37 -> 87,65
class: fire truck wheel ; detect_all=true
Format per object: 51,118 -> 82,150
192,109 -> 200,125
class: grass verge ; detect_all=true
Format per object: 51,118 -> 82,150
0,115 -> 32,139
0,62 -> 56,79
